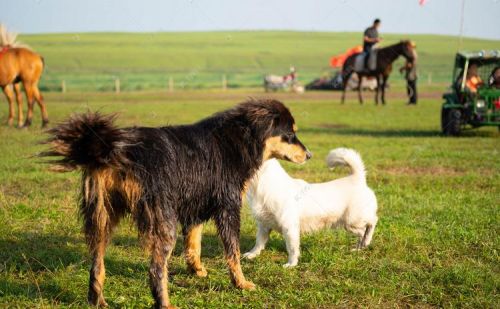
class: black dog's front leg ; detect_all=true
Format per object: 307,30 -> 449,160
215,206 -> 255,290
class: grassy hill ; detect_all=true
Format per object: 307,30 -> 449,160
20,31 -> 499,91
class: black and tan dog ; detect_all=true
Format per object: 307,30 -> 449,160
41,99 -> 311,308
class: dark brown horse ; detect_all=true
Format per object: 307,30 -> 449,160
0,25 -> 49,128
341,40 -> 417,105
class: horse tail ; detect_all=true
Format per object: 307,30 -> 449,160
342,54 -> 357,74
40,56 -> 45,100
341,55 -> 357,86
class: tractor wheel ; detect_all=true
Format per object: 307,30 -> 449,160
441,108 -> 462,136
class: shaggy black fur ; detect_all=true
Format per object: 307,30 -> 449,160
41,99 -> 310,308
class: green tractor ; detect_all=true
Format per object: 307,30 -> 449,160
441,50 -> 500,136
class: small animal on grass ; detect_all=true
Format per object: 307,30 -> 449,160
244,148 -> 378,267
0,24 -> 49,128
264,66 -> 304,93
40,99 -> 311,308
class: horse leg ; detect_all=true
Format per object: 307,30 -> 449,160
382,76 -> 387,105
341,71 -> 352,104
13,83 -> 24,128
23,82 -> 35,127
33,84 -> 49,127
2,85 -> 15,127
357,74 -> 364,104
374,76 -> 380,105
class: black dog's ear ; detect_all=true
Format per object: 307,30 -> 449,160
271,112 -> 281,124
269,111 -> 283,132
271,109 -> 294,132
235,98 -> 293,137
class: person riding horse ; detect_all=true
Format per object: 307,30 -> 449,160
363,19 -> 382,70
341,40 -> 417,105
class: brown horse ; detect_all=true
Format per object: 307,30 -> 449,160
341,40 -> 417,105
0,25 -> 49,128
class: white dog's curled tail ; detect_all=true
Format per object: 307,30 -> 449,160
326,148 -> 366,183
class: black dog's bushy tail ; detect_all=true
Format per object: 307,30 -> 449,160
40,112 -> 135,172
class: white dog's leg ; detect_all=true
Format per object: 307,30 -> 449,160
243,224 -> 271,259
350,217 -> 378,251
346,225 -> 368,251
360,219 -> 377,248
283,227 -> 300,268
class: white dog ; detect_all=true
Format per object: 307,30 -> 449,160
243,148 -> 378,267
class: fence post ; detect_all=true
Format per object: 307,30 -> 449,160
169,77 -> 174,92
222,74 -> 227,91
61,80 -> 66,93
115,78 -> 120,94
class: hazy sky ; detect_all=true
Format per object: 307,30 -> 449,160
1,0 -> 499,40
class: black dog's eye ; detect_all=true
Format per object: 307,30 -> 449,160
282,133 -> 295,143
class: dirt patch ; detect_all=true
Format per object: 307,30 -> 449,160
382,166 -> 467,176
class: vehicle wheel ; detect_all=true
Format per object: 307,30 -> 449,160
442,108 -> 462,136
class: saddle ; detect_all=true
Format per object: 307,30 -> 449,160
354,50 -> 377,72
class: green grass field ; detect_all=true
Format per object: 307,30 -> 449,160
19,31 -> 500,91
0,87 -> 498,308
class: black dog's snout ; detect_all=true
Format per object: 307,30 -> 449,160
306,150 -> 313,160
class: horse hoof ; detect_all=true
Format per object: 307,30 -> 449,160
42,120 -> 49,129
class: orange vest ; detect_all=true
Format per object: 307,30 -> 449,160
330,46 -> 363,68
466,76 -> 482,92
